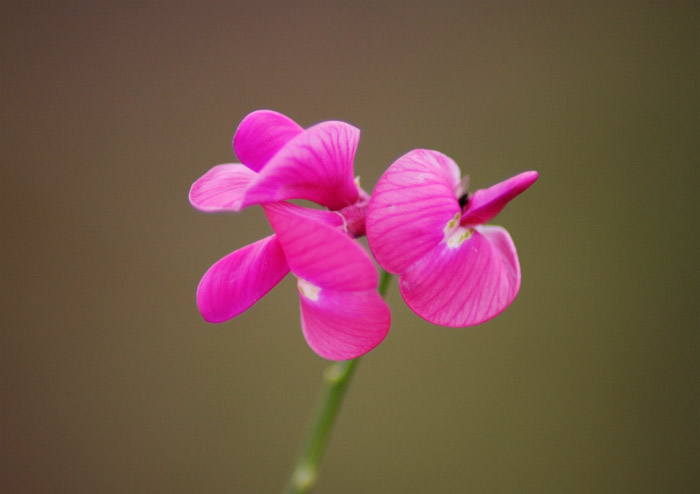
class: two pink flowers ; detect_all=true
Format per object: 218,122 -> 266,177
190,110 -> 538,360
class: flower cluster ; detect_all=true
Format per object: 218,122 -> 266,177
190,110 -> 537,360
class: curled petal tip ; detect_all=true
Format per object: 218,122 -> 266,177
460,170 -> 539,226
518,170 -> 539,186
233,110 -> 304,172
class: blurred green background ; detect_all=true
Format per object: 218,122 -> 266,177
2,1 -> 698,492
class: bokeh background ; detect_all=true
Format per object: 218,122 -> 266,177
2,1 -> 698,492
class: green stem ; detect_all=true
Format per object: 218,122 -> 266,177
285,270 -> 393,494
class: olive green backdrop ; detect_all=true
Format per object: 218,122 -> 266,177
2,1 -> 698,492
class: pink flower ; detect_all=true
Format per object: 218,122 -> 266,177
189,110 -> 389,360
366,149 -> 538,327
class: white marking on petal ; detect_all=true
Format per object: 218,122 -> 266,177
446,227 -> 473,248
297,278 -> 321,301
443,211 -> 461,240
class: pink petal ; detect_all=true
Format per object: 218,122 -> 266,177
399,225 -> 521,327
366,149 -> 462,274
242,121 -> 360,210
189,164 -> 257,212
299,288 -> 390,360
196,235 -> 289,323
233,110 -> 303,172
264,203 -> 377,291
262,201 -> 345,229
461,171 -> 539,226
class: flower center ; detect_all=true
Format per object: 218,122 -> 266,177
458,192 -> 469,209
443,211 -> 473,248
446,227 -> 473,248
297,278 -> 321,301
443,211 -> 460,236
334,180 -> 371,238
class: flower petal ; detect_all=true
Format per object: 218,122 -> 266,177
232,110 -> 304,172
189,164 -> 257,212
399,225 -> 521,327
242,121 -> 360,210
461,171 -> 539,226
262,201 -> 345,229
366,149 -> 462,274
196,235 -> 289,323
264,202 -> 377,291
299,288 -> 390,360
